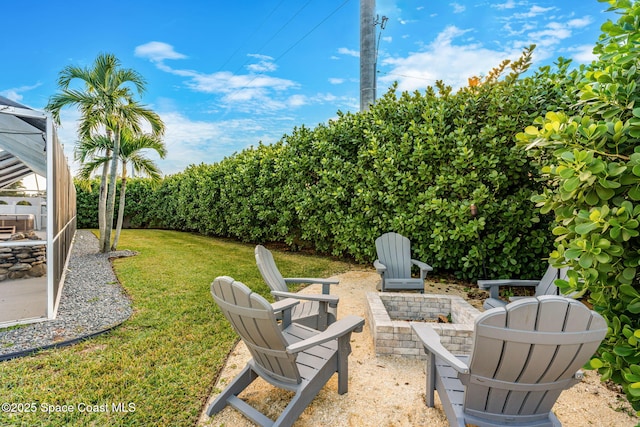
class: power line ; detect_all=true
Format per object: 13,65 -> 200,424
273,0 -> 353,63
231,0 -> 316,77
216,0 -> 289,73
254,0 -> 315,55
225,0 -> 354,103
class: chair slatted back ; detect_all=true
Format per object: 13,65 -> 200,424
375,232 -> 412,279
255,245 -> 288,294
463,295 -> 607,424
535,266 -> 569,297
211,276 -> 300,385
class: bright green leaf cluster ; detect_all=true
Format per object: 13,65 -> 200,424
518,0 -> 640,411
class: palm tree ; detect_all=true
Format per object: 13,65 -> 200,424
75,128 -> 167,249
46,53 -> 165,252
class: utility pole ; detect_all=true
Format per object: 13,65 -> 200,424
360,0 -> 375,111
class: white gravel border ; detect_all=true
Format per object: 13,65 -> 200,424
0,230 -> 133,359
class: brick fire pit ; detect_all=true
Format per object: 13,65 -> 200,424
365,292 -> 481,359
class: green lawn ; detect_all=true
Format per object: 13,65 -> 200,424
0,229 -> 354,426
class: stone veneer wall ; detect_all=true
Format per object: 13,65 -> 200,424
365,292 -> 481,359
0,243 -> 46,281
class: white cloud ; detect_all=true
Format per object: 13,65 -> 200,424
0,84 -> 42,103
568,17 -> 594,28
512,16 -> 598,61
160,111 -> 224,147
435,26 -> 473,45
185,72 -> 296,95
503,22 -> 536,36
384,8 -> 600,96
530,5 -> 556,15
153,111 -> 282,174
489,3 -> 600,64
318,93 -> 338,102
568,44 -> 597,63
246,54 -> 277,73
492,0 -> 516,10
337,47 -> 360,58
314,93 -> 358,112
329,78 -> 345,84
529,26 -> 572,45
0,90 -> 23,102
514,5 -> 556,19
380,25 -> 515,92
450,3 -> 466,13
136,41 -> 300,113
288,94 -> 307,107
134,41 -> 187,62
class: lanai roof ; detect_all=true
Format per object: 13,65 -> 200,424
0,96 -> 48,188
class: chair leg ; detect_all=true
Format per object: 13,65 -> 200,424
336,334 -> 353,394
317,301 -> 329,331
273,386 -> 317,427
207,364 -> 258,416
275,361 -> 339,427
425,351 -> 435,407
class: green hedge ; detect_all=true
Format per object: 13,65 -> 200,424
76,47 -> 579,280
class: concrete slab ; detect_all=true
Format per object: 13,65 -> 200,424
0,276 -> 46,323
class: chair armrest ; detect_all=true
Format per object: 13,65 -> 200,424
284,277 -> 339,294
411,322 -> 469,374
271,298 -> 300,327
287,315 -> 365,353
411,259 -> 433,271
271,290 -> 339,307
271,298 -> 300,312
477,279 -> 540,288
284,277 -> 339,285
477,279 -> 540,299
373,260 -> 386,274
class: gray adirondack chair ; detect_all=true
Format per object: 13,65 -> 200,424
255,244 -> 339,331
374,232 -> 433,292
207,276 -> 364,427
478,264 -> 570,310
412,295 -> 607,427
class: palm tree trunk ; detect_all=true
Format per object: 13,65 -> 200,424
102,127 -> 121,253
97,150 -> 110,251
111,163 -> 127,251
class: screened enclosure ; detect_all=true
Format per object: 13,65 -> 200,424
0,96 -> 76,327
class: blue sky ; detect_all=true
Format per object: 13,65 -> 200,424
1,0 -> 611,177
